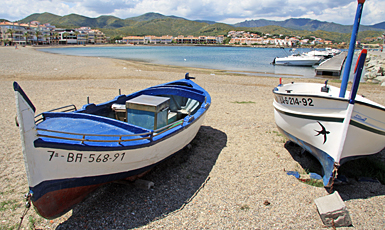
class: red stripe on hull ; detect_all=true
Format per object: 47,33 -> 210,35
32,184 -> 103,219
32,170 -> 151,219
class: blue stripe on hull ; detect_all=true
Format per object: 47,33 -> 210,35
277,126 -> 335,186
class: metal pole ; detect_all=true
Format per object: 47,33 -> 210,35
339,0 -> 365,98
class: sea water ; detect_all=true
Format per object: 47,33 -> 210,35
40,46 -> 350,79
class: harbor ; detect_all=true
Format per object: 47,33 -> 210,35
315,52 -> 348,76
40,46 -> 319,78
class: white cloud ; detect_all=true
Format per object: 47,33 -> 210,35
1,0 -> 384,25
361,0 -> 385,25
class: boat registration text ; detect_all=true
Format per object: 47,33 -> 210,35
275,95 -> 314,107
48,151 -> 126,163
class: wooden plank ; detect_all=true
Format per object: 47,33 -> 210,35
316,52 -> 348,76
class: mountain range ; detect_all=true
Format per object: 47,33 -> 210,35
234,18 -> 384,33
7,12 -> 385,42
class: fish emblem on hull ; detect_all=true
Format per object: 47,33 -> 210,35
314,121 -> 330,144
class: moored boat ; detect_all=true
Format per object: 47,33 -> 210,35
304,50 -> 333,59
272,53 -> 322,66
304,48 -> 341,60
14,73 -> 211,219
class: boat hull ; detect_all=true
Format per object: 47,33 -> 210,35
14,77 -> 210,219
30,115 -> 204,218
274,56 -> 321,66
33,183 -> 102,219
273,82 -> 385,185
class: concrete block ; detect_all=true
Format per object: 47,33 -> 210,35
134,179 -> 154,190
314,191 -> 352,227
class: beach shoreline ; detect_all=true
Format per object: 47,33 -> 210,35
33,45 -> 314,78
1,46 -> 384,229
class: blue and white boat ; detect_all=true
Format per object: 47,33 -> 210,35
14,73 -> 210,219
272,0 -> 385,186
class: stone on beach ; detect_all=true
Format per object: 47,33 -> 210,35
314,191 -> 352,227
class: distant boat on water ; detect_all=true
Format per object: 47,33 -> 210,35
40,46 -> 319,77
304,48 -> 341,60
272,53 -> 322,66
272,47 -> 322,67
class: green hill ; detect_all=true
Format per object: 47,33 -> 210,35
241,25 -> 382,43
17,12 -> 384,43
20,12 -> 62,24
129,12 -> 186,22
234,18 -> 383,33
20,12 -> 128,28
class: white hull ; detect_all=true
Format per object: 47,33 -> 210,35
274,55 -> 321,66
273,82 -> 385,185
25,113 -> 205,188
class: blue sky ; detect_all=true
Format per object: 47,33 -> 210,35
1,0 -> 384,26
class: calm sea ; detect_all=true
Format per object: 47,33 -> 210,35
40,46 -> 348,78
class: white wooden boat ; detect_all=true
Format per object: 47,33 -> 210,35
273,0 -> 384,186
273,68 -> 385,185
14,73 -> 210,219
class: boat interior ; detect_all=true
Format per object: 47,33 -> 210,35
77,83 -> 204,128
33,81 -> 207,146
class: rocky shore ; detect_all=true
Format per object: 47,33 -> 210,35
364,51 -> 385,85
0,46 -> 384,229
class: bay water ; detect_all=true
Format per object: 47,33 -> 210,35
40,46 -> 349,79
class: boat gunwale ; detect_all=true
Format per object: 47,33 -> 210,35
272,89 -> 385,112
35,119 -> 185,143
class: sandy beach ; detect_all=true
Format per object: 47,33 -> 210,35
1,46 -> 385,229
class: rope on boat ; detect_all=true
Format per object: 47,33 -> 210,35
328,163 -> 340,193
17,192 -> 32,230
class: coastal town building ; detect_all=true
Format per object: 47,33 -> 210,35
122,35 -> 174,44
121,36 -> 146,44
174,35 -> 218,44
0,21 -> 106,46
0,21 -> 51,45
2,21 -> 383,47
225,30 -> 385,47
122,35 -> 223,45
145,35 -> 173,44
229,36 -> 300,46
